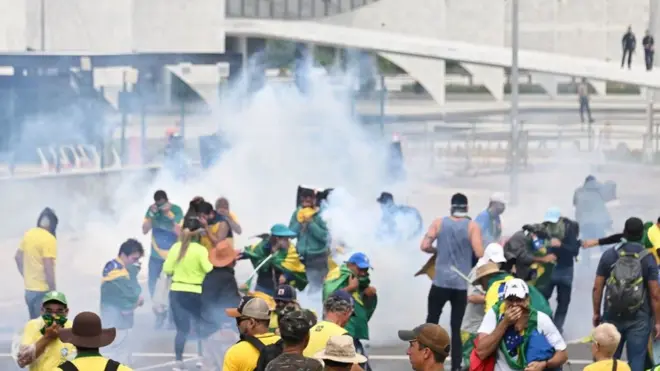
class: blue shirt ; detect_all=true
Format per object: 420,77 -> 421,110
475,209 -> 502,246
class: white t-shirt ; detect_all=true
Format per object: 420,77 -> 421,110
477,309 -> 567,371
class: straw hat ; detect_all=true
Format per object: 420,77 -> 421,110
472,262 -> 501,285
314,335 -> 367,364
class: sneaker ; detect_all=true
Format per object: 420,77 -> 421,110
173,361 -> 187,371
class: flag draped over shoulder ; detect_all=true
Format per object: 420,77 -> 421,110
485,272 -> 552,317
243,238 -> 309,291
323,264 -> 377,340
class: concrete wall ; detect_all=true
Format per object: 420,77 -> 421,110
18,0 -> 226,53
323,0 -> 448,106
0,0 -> 26,51
33,0 -> 133,52
133,0 -> 226,53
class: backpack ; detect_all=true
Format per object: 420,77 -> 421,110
241,335 -> 284,371
58,359 -> 120,371
605,243 -> 650,316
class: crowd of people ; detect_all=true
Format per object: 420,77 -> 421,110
10,176 -> 660,371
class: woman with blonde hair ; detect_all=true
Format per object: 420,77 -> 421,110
162,214 -> 213,371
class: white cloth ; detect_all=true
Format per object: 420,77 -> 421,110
461,267 -> 486,333
152,273 -> 171,313
477,309 -> 567,371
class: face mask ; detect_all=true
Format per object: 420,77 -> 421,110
40,313 -> 67,334
358,275 -> 371,291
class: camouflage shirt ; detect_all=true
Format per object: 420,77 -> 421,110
265,353 -> 323,371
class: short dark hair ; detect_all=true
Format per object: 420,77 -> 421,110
197,202 -> 214,215
417,342 -> 446,363
657,216 -> 660,224
119,239 -> 144,257
154,190 -> 168,202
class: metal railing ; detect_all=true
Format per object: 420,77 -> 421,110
226,0 -> 379,20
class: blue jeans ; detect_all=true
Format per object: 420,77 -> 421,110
148,257 -> 164,298
605,311 -> 652,371
354,338 -> 371,371
540,266 -> 573,334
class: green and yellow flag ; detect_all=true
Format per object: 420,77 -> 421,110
323,264 -> 377,340
243,238 -> 308,291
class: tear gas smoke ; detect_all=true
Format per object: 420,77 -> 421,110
3,53 -> 659,348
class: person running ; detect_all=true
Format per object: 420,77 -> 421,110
242,224 -> 308,297
56,311 -> 132,371
585,324 -> 631,371
163,217 -> 213,371
323,253 -> 377,371
290,186 -> 330,292
592,217 -> 660,371
398,324 -> 451,371
100,239 -> 145,366
197,201 -> 231,251
304,291 -> 354,357
16,291 -> 74,371
266,309 -> 321,371
224,296 -> 282,371
420,193 -> 484,371
461,243 -> 508,369
502,224 -> 558,284
15,207 -> 59,319
537,207 -> 580,335
573,175 -> 613,240
474,193 -> 506,247
644,29 -> 655,71
142,190 -> 183,327
312,335 -> 367,371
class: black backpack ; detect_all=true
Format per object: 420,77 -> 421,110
605,242 -> 650,316
58,359 -> 120,371
242,335 -> 284,371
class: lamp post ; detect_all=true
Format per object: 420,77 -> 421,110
40,0 -> 45,50
509,0 -> 520,205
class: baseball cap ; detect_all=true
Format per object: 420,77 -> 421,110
476,243 -> 506,268
225,296 -> 271,321
278,309 -> 317,340
543,207 -> 561,223
489,192 -> 507,204
346,252 -> 371,269
503,278 -> 529,300
398,324 -> 451,357
274,284 -> 297,302
324,290 -> 354,312
42,291 -> 68,306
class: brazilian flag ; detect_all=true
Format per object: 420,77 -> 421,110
323,264 -> 377,340
243,238 -> 309,291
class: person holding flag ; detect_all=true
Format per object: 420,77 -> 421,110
241,224 -> 308,298
323,252 -> 377,371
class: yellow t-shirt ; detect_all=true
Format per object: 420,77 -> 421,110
21,318 -> 75,371
223,333 -> 281,371
20,227 -> 57,292
303,321 -> 349,357
484,276 -> 513,313
648,224 -> 660,264
200,222 -> 221,252
584,359 -> 631,371
162,242 -> 213,294
227,212 -> 240,248
54,352 -> 132,371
